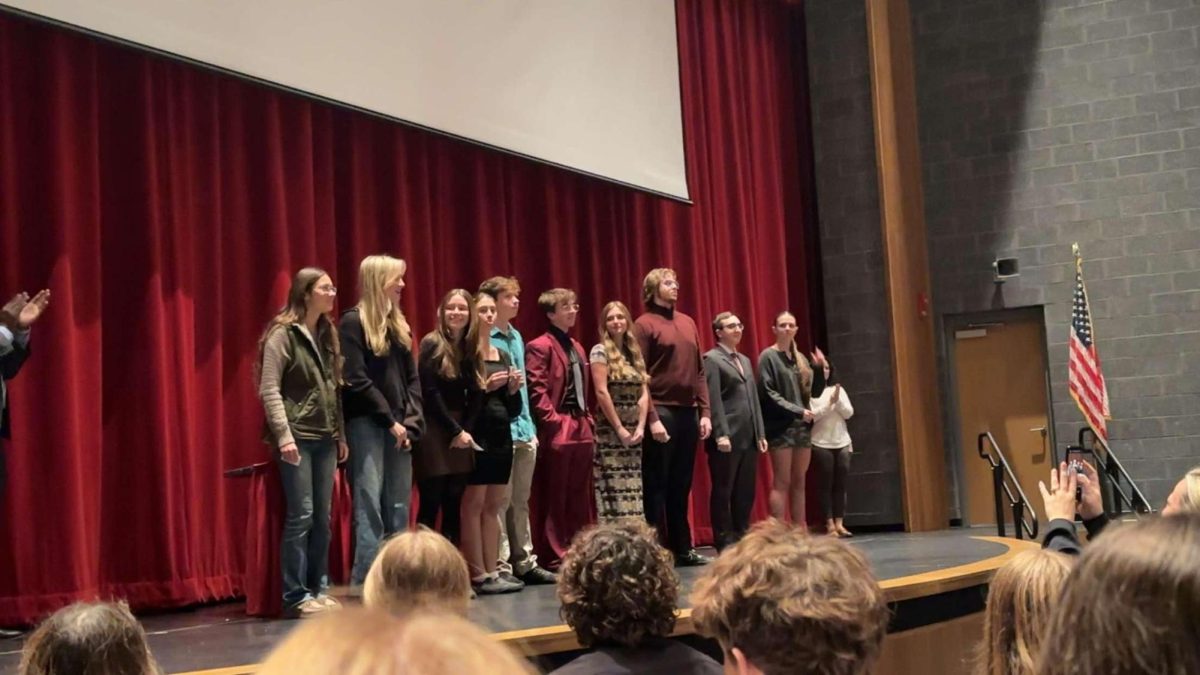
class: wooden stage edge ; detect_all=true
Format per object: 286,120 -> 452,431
177,536 -> 1037,675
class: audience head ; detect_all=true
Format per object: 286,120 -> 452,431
258,608 -> 534,675
557,520 -> 679,648
642,267 -> 679,307
393,610 -> 536,675
690,519 -> 888,675
1162,466 -> 1200,516
19,601 -> 159,675
363,527 -> 472,617
976,549 -> 1072,675
1036,513 -> 1200,675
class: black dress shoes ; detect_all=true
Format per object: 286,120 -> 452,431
518,566 -> 558,585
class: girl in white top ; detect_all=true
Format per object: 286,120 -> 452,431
809,361 -> 854,538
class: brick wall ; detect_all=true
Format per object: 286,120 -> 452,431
803,0 -> 1199,525
912,0 -> 1200,509
805,0 -> 904,526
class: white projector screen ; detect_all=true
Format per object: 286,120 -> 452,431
1,1 -> 690,200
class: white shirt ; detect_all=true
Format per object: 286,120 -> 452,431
810,385 -> 853,450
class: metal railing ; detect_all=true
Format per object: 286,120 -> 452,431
978,432 -> 1039,539
1076,428 -> 1155,516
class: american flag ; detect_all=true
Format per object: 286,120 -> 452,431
1068,246 -> 1110,440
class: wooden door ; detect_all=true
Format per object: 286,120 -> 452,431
953,319 -> 1051,527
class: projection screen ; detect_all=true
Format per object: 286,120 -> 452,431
1,1 -> 690,200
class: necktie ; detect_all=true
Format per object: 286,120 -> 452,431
729,351 -> 744,377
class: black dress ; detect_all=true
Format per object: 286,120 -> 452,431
467,354 -> 521,485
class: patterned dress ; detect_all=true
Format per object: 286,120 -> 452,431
589,343 -> 645,522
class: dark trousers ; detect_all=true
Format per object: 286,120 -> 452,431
813,445 -> 850,519
416,473 -> 468,545
643,406 -> 699,553
707,447 -> 758,549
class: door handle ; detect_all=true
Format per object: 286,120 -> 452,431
1030,426 -> 1048,462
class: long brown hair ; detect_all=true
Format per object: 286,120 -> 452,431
355,254 -> 412,354
1036,514 -> 1200,675
20,601 -> 159,675
774,310 -> 812,399
599,301 -> 648,383
255,267 -> 342,384
423,289 -> 475,382
975,549 -> 1072,675
464,292 -> 495,387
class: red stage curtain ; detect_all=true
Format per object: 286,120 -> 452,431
0,0 -> 816,623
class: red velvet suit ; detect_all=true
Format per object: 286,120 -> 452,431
525,331 -> 596,568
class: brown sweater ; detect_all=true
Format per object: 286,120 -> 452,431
634,303 -> 711,419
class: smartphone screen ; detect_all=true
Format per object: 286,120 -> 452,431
1065,448 -> 1092,503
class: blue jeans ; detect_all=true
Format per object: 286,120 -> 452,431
278,437 -> 336,608
348,416 -> 413,585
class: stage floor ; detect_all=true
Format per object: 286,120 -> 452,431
0,527 -> 1032,674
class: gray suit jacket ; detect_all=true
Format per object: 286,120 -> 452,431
703,347 -> 766,452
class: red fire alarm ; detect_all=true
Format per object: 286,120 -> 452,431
917,292 -> 929,318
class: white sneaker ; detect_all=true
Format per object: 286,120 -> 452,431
288,597 -> 329,619
316,594 -> 342,610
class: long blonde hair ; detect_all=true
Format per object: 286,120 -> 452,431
355,254 -> 412,354
256,267 -> 342,384
258,608 -> 536,675
424,289 -> 474,381
599,301 -> 648,383
364,527 -> 471,618
975,549 -> 1072,675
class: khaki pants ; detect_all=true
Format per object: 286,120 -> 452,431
497,439 -> 538,575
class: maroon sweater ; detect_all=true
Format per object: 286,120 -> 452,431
634,303 -> 711,420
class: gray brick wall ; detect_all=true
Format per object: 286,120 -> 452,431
910,0 -> 1200,510
805,0 -> 903,526
803,0 -> 1199,525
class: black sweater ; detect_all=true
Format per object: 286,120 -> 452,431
339,308 -> 424,441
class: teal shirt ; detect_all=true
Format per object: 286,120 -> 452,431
491,324 -> 536,443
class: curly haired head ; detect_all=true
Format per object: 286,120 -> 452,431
556,521 -> 679,648
690,518 -> 889,675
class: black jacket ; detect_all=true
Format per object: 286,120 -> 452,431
339,308 -> 425,442
1042,513 -> 1109,555
1,333 -> 31,439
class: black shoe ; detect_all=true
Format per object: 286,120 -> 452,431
518,566 -> 558,585
0,628 -> 24,640
674,549 -> 711,567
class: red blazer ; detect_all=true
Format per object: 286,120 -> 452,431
525,331 -> 594,448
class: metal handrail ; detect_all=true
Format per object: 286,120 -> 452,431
978,432 -> 1039,539
1077,428 -> 1155,515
